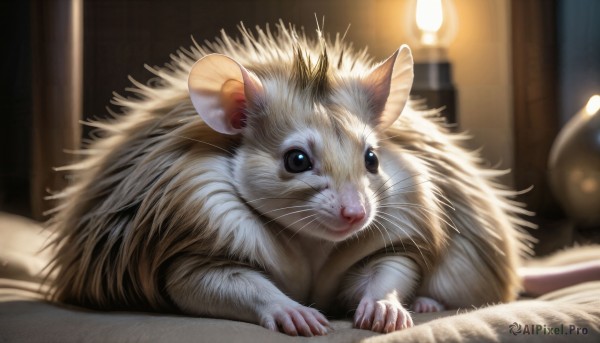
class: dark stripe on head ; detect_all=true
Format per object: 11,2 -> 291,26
293,46 -> 330,100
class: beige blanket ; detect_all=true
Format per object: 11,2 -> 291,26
1,213 -> 598,342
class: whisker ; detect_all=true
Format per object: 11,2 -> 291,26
372,170 -> 421,201
263,208 -> 315,226
374,179 -> 433,203
258,204 -> 312,216
372,218 -> 405,254
376,184 -> 456,212
375,210 -> 428,242
379,171 -> 421,193
430,188 -> 456,211
379,203 -> 459,234
242,196 -> 320,206
275,213 -> 319,237
370,219 -> 393,252
297,178 -> 322,194
374,213 -> 430,270
289,216 -> 320,240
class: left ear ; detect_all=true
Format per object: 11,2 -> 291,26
188,54 -> 263,135
363,45 -> 414,129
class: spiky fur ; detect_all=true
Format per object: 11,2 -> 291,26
45,22 -> 534,329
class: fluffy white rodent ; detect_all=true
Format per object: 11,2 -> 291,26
45,22 -> 534,336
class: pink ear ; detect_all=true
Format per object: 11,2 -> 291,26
219,80 -> 247,130
188,54 -> 263,135
363,45 -> 414,129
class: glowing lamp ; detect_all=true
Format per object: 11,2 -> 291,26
416,0 -> 444,45
407,0 -> 458,58
406,0 -> 458,124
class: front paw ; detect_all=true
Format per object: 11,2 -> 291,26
353,297 -> 413,333
412,296 -> 445,313
259,301 -> 330,336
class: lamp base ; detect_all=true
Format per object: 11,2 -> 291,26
410,62 -> 457,125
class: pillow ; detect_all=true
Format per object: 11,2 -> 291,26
0,212 -> 51,283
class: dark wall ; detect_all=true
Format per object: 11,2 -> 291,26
82,0 -> 385,125
0,0 -> 32,217
2,0 -> 392,218
557,0 -> 600,124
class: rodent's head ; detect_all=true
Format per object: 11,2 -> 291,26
188,45 -> 413,242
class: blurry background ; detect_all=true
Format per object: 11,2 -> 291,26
1,0 -> 599,255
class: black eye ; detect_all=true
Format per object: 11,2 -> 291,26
365,149 -> 379,173
284,149 -> 313,173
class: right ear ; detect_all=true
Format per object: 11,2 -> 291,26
362,45 -> 414,130
188,54 -> 263,135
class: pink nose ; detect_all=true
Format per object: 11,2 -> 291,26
341,206 -> 366,224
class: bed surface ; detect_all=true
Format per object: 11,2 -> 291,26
1,212 -> 598,342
